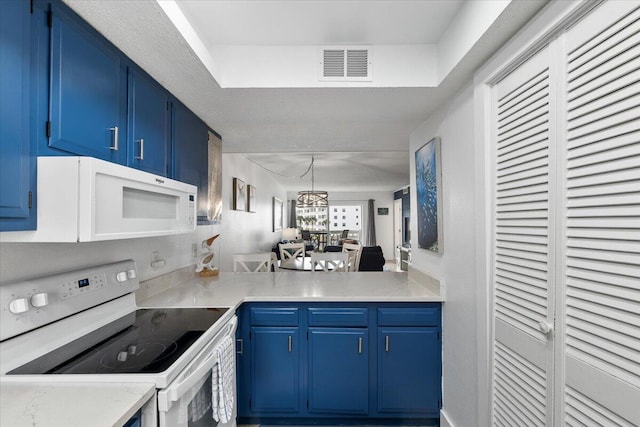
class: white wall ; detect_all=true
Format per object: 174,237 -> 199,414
219,153 -> 287,271
287,190 -> 395,261
436,0 -> 511,83
409,82 -> 478,427
212,44 -> 438,88
0,153 -> 286,284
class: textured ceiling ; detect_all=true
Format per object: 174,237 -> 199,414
243,151 -> 410,191
62,0 -> 548,191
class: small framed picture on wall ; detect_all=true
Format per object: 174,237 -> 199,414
247,185 -> 256,212
272,197 -> 283,231
233,178 -> 246,211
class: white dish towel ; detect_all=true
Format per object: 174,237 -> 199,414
211,334 -> 235,423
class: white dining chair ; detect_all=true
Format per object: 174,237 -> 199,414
270,252 -> 280,272
233,253 -> 273,272
279,242 -> 306,262
310,251 -> 348,272
342,243 -> 363,272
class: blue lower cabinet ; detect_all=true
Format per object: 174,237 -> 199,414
122,409 -> 141,427
250,327 -> 300,413
308,328 -> 368,414
236,303 -> 441,424
378,327 -> 441,414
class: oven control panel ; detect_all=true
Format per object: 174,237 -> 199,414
0,260 -> 139,341
58,273 -> 107,299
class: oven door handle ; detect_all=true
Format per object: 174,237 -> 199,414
164,316 -> 237,405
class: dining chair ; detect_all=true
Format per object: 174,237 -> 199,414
301,229 -> 316,253
342,242 -> 363,272
310,251 -> 348,272
233,253 -> 274,272
279,242 -> 306,261
270,252 -> 279,272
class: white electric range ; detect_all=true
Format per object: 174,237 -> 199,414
0,260 -> 237,427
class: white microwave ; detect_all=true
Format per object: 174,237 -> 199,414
1,157 -> 197,242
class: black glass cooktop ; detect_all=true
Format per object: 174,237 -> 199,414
8,308 -> 228,375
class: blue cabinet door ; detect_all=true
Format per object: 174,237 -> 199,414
308,328 -> 369,414
251,327 -> 300,413
0,0 -> 36,231
377,327 -> 441,414
127,69 -> 169,176
48,2 -> 126,163
172,101 -> 209,222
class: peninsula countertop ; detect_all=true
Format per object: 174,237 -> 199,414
136,269 -> 444,308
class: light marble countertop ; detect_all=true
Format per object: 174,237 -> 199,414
0,381 -> 155,427
0,268 -> 442,427
136,269 -> 444,308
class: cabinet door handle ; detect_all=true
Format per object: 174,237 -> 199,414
109,126 -> 119,151
236,338 -> 243,355
288,335 -> 292,352
385,335 -> 389,352
358,337 -> 363,354
136,138 -> 144,160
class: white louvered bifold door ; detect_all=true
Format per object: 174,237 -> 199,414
491,45 -> 556,427
562,2 -> 640,425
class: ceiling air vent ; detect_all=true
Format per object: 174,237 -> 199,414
320,46 -> 372,81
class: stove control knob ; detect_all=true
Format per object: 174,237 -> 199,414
30,293 -> 49,308
116,271 -> 128,282
126,269 -> 137,279
9,298 -> 29,314
117,351 -> 128,362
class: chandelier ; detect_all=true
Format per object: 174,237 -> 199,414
296,155 -> 328,207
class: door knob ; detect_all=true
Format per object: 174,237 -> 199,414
538,320 -> 553,335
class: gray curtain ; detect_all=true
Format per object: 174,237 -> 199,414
289,199 -> 297,228
366,199 -> 376,246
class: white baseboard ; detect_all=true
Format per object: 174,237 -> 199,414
440,409 -> 455,427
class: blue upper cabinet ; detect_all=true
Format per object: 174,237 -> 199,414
0,0 -> 36,231
47,2 -> 127,163
127,69 -> 169,176
172,101 -> 209,222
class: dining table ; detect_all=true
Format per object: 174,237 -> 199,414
279,256 -> 343,271
279,257 -> 317,271
308,231 -> 328,251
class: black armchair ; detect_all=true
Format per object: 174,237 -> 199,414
358,246 -> 385,271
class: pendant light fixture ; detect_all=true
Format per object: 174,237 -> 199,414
296,155 -> 328,207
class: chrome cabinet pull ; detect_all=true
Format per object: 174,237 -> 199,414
236,339 -> 243,355
109,126 -> 119,151
136,138 -> 144,160
358,337 -> 363,354
288,335 -> 292,352
385,335 -> 389,352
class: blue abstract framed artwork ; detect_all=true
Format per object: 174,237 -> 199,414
415,137 -> 443,253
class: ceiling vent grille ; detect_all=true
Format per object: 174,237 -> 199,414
320,47 -> 372,81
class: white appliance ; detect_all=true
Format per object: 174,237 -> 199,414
0,260 -> 237,427
1,156 -> 197,242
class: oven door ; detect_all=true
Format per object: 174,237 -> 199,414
157,317 -> 237,427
